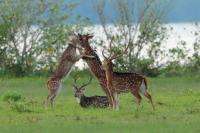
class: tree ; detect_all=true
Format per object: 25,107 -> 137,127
189,22 -> 200,71
0,22 -> 11,72
95,0 -> 167,76
0,0 -> 83,76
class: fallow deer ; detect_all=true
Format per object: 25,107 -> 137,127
73,75 -> 109,108
73,33 -> 155,110
72,34 -> 114,107
101,38 -> 155,111
46,37 -> 94,107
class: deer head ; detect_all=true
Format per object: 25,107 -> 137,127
101,37 -> 129,71
77,33 -> 93,45
72,33 -> 93,47
68,36 -> 83,49
73,74 -> 92,103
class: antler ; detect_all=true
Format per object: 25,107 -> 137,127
102,36 -> 114,59
110,43 -> 129,60
80,75 -> 93,89
102,36 -> 129,61
72,74 -> 79,88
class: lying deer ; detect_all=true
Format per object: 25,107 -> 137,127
46,37 -> 94,107
73,75 -> 109,108
101,38 -> 155,111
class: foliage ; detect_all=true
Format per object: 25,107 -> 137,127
2,91 -> 22,102
188,23 -> 200,71
0,0 -> 87,76
95,0 -> 168,76
2,91 -> 39,113
160,23 -> 200,76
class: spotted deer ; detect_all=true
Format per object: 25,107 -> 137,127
72,34 -> 114,107
101,38 -> 155,111
73,75 -> 109,108
46,37 -> 94,107
73,33 -> 155,110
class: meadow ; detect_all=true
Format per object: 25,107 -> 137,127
0,75 -> 200,133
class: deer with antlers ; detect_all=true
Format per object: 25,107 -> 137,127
101,37 -> 155,111
46,37 -> 94,107
73,75 -> 109,108
73,33 -> 155,111
72,34 -> 114,107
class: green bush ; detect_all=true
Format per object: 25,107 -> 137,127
2,92 -> 39,113
9,101 -> 32,113
2,91 -> 22,102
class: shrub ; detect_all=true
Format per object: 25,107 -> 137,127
2,91 -> 22,102
9,101 -> 32,113
2,91 -> 40,113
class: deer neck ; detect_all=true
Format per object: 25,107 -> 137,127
80,43 -> 105,79
76,94 -> 85,104
105,65 -> 113,85
80,94 -> 86,100
62,44 -> 75,55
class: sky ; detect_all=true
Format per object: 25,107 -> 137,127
70,0 -> 200,24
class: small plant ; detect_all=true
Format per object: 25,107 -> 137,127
2,91 -> 40,113
2,91 -> 22,102
9,101 -> 32,113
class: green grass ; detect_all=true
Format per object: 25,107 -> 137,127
0,76 -> 200,133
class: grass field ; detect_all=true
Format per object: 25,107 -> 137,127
0,75 -> 200,133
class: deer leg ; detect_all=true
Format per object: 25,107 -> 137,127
46,91 -> 57,107
111,93 -> 116,110
46,80 -> 60,107
106,88 -> 114,108
143,91 -> 155,111
74,55 -> 94,62
114,92 -> 119,111
49,93 -> 57,108
117,93 -> 120,110
45,95 -> 50,107
131,89 -> 142,110
109,92 -> 115,109
81,55 -> 95,59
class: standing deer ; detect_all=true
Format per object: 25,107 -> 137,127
46,37 -> 94,107
73,75 -> 109,108
101,38 -> 155,111
73,33 -> 155,111
72,34 -> 114,107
